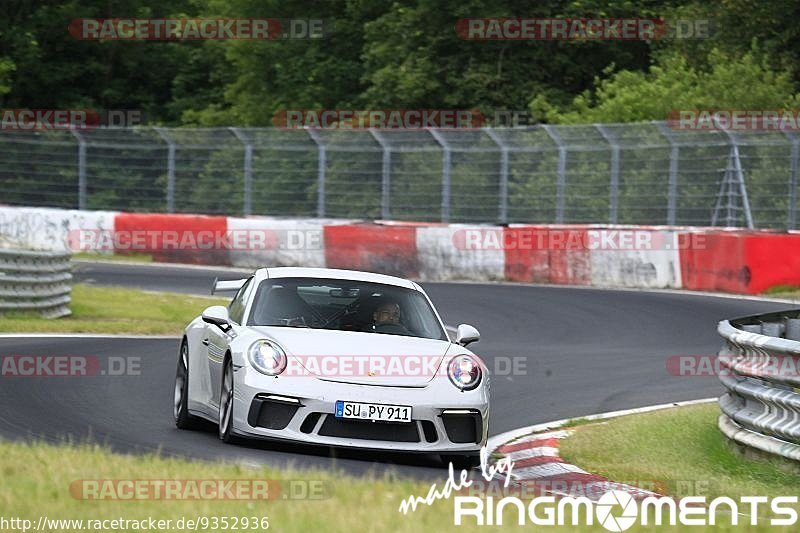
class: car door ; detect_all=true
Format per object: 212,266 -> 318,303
207,277 -> 253,409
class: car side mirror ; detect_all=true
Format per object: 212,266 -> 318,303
456,324 -> 480,346
202,305 -> 231,331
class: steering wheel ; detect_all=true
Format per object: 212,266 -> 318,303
373,322 -> 411,335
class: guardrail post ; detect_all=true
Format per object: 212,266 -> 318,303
784,131 -> 798,230
484,128 -> 509,224
595,124 -> 620,224
155,127 -> 176,213
654,121 -> 679,226
715,117 -> 755,229
542,125 -> 566,223
70,130 -> 87,210
306,129 -> 326,217
229,127 -> 253,216
369,129 -> 391,219
428,128 -> 451,223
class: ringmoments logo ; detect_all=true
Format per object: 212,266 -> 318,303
594,491 -> 638,531
452,492 -> 799,527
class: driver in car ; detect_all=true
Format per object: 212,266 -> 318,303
372,300 -> 411,335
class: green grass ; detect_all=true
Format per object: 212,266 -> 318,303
3,423 -> 795,533
72,251 -> 154,263
0,284 -> 226,335
560,404 -> 800,500
3,406 -> 798,532
763,284 -> 800,299
560,417 -> 592,428
0,440 -> 477,533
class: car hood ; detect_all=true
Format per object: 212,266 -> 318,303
250,326 -> 454,387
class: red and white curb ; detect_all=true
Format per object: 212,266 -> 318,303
491,429 -> 660,501
486,398 -> 718,501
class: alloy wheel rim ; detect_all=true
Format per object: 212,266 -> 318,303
173,345 -> 187,420
219,364 -> 233,437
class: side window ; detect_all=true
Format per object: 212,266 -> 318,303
228,277 -> 253,325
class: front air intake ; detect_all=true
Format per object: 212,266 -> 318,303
441,410 -> 482,444
247,395 -> 301,430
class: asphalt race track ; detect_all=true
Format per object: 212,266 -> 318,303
0,260 -> 791,478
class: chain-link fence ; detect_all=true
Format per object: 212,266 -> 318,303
1,122 -> 796,229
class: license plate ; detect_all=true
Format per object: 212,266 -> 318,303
334,400 -> 412,423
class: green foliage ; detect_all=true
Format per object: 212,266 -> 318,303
3,0 -> 800,225
2,0 -> 800,126
542,48 -> 800,124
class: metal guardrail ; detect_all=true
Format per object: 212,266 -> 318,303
717,311 -> 800,462
0,248 -> 72,318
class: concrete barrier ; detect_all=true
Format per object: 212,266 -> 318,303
3,205 -> 800,295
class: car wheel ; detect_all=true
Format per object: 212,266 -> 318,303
174,340 -> 199,429
218,358 -> 237,443
440,454 -> 481,470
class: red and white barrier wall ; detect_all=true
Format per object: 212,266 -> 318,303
2,205 -> 799,295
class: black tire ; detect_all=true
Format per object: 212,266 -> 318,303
441,454 -> 481,470
218,357 -> 237,443
174,340 -> 200,429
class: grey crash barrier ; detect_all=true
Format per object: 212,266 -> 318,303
717,311 -> 800,462
0,247 -> 72,318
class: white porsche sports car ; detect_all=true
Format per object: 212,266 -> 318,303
174,267 -> 489,466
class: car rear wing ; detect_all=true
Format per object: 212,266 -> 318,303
211,277 -> 247,295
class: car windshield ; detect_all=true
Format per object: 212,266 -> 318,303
246,277 -> 447,341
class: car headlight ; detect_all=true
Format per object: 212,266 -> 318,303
248,340 -> 287,376
447,354 -> 482,391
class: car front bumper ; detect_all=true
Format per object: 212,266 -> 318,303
230,368 -> 490,453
